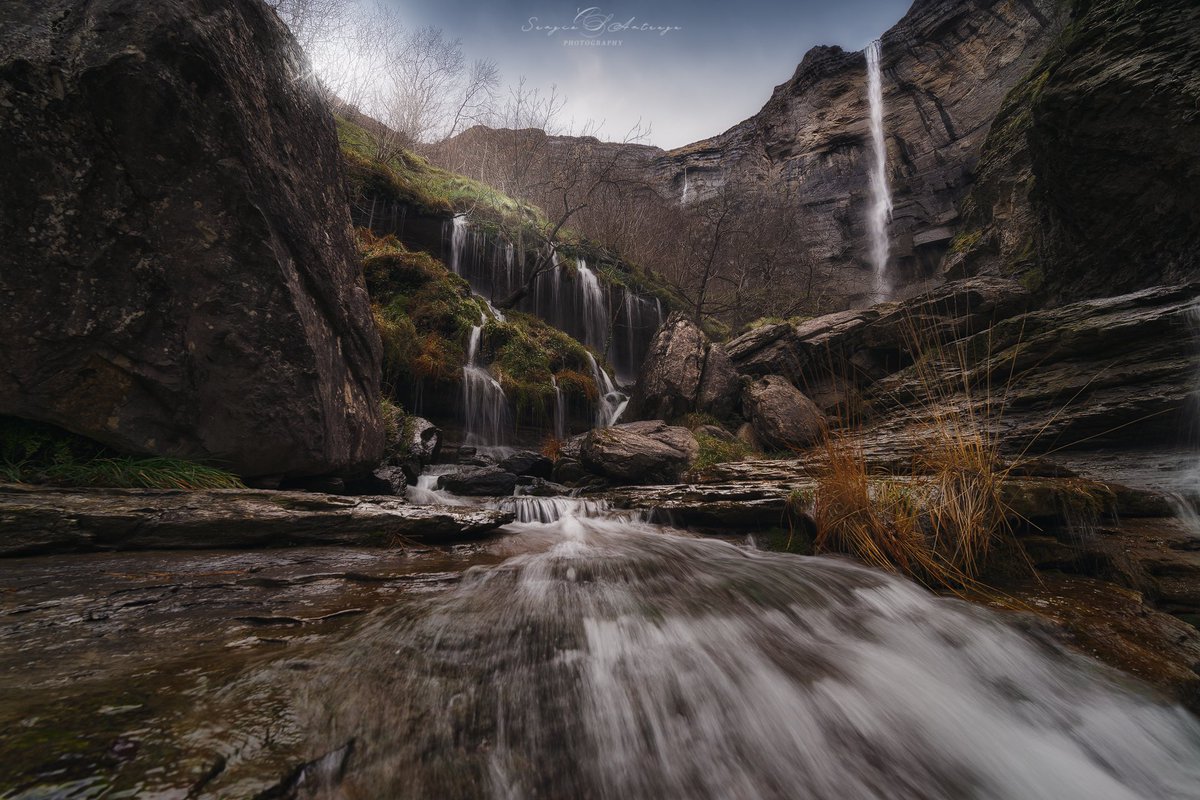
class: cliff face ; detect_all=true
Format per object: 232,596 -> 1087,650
655,0 -> 1063,294
0,0 -> 384,478
949,0 -> 1200,301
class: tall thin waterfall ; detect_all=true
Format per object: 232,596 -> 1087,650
588,353 -> 628,428
551,375 -> 566,440
680,169 -> 690,206
865,39 -> 893,303
462,315 -> 510,447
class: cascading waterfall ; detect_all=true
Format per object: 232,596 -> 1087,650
588,352 -> 628,427
681,168 -> 690,206
462,315 -> 510,447
443,217 -> 662,387
865,39 -> 893,303
449,213 -> 468,274
299,508 -> 1200,799
576,258 -> 609,353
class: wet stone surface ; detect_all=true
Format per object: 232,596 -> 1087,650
0,540 -> 531,797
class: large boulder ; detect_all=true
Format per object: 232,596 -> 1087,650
0,0 -> 382,478
581,421 -> 699,485
627,313 -> 741,422
742,376 -> 826,451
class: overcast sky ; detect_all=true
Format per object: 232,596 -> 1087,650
379,0 -> 913,149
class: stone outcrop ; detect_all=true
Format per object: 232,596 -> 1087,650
0,484 -> 514,556
742,376 -> 826,451
627,313 -> 740,422
580,421 -> 700,485
949,0 -> 1200,302
0,0 -> 382,479
438,466 -> 519,497
727,277 -> 1030,412
868,284 -> 1200,452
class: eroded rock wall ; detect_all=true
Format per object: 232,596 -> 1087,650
0,0 -> 383,478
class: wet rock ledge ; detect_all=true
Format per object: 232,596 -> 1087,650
0,484 -> 513,557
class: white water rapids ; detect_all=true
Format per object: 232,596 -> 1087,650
299,501 -> 1200,799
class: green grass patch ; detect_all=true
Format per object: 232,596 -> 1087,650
0,417 -> 243,490
691,434 -> 752,473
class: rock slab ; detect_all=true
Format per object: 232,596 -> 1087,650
0,484 -> 512,556
0,0 -> 383,478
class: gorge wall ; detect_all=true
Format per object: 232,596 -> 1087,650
443,0 -> 1064,304
948,0 -> 1200,302
0,0 -> 383,478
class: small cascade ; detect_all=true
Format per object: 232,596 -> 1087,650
551,375 -> 567,440
494,495 -> 611,524
680,168 -> 690,206
576,258 -> 609,353
405,465 -> 466,505
462,316 -> 510,447
449,214 -> 468,275
588,352 -> 628,428
865,39 -> 893,303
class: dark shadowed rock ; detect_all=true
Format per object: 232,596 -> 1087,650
581,421 -> 699,485
0,0 -> 382,478
951,0 -> 1200,301
438,467 -> 519,496
628,313 -> 741,421
743,376 -> 826,451
345,466 -> 408,496
499,451 -> 554,479
696,343 -> 741,420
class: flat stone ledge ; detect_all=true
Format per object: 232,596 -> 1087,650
0,484 -> 514,556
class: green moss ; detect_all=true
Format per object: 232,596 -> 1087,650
690,434 -> 752,473
949,229 -> 985,255
337,117 -> 540,227
0,417 -> 244,490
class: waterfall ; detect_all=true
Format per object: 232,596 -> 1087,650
577,258 -> 609,353
449,214 -> 468,275
681,168 -> 690,206
865,39 -> 893,303
588,352 -> 628,428
551,374 -> 566,440
462,315 -> 510,447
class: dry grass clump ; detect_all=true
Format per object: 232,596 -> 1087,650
809,313 -> 1021,590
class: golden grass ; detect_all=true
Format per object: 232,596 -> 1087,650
808,312 -> 1023,590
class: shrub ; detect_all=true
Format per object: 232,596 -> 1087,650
0,417 -> 243,490
690,434 -> 752,474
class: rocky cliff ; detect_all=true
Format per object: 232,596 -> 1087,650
441,0 -> 1063,302
948,0 -> 1200,301
0,0 -> 384,478
657,0 -> 1063,292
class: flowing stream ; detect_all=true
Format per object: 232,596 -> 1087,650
295,499 -> 1200,799
865,39 -> 893,303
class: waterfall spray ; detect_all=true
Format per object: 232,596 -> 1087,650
462,314 -> 510,447
865,39 -> 893,303
587,353 -> 628,428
